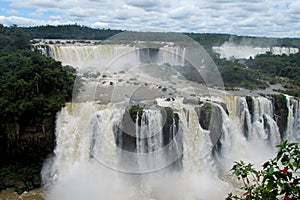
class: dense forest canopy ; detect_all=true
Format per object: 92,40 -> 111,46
0,24 -> 30,50
0,24 -> 76,122
0,24 -> 78,193
245,52 -> 300,97
22,24 -> 122,40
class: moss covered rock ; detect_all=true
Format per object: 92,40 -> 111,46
194,103 -> 224,153
271,94 -> 288,137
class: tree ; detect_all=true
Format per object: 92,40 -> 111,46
0,25 -> 76,122
0,49 -> 76,121
226,141 -> 300,200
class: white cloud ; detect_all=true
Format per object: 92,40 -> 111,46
169,5 -> 200,20
0,15 -> 45,26
30,8 -> 46,17
91,21 -> 108,28
6,9 -> 19,15
1,0 -> 299,37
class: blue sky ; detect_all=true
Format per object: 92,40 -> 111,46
0,0 -> 300,38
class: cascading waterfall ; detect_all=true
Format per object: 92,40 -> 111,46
136,110 -> 164,153
229,96 -> 281,148
34,44 -> 188,71
286,95 -> 300,142
212,45 -> 299,59
42,94 -> 300,200
39,41 -> 300,199
176,105 -> 215,173
135,110 -> 164,170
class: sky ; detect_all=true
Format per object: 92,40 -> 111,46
0,0 -> 300,38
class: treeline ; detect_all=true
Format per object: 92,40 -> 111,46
22,24 -> 122,40
188,33 -> 300,50
0,24 -> 30,50
21,24 -> 300,49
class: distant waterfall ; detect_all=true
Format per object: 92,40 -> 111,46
212,45 -> 299,59
34,44 -> 187,71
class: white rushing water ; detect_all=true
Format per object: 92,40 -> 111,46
34,44 -> 187,72
39,40 -> 300,199
286,95 -> 300,142
212,44 -> 299,59
42,95 -> 300,200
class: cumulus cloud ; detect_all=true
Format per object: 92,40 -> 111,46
0,15 -> 45,26
1,0 -> 299,37
91,21 -> 108,28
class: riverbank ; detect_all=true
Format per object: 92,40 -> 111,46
0,188 -> 44,200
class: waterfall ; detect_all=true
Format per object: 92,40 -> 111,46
227,96 -> 281,148
39,41 -> 300,199
136,110 -> 163,153
286,95 -> 300,142
135,109 -> 164,170
177,105 -> 215,173
34,44 -> 188,72
42,94 -> 300,199
212,44 -> 299,59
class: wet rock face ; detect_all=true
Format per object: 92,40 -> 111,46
114,106 -> 179,152
245,96 -> 254,122
195,103 -> 212,130
0,117 -> 55,164
194,103 -> 224,152
272,94 -> 288,137
0,117 -> 54,193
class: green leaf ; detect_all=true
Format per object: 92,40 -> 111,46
281,154 -> 289,165
276,150 -> 283,161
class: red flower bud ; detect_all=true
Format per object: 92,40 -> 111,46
283,167 -> 288,175
284,195 -> 290,200
243,192 -> 247,196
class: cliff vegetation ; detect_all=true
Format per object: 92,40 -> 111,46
0,24 -> 76,193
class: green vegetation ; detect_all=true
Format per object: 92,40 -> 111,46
0,25 -> 76,122
0,24 -> 76,191
0,24 -> 30,50
245,53 -> 300,96
0,163 -> 40,184
23,24 -> 122,40
129,104 -> 143,125
227,141 -> 300,200
164,107 -> 179,129
215,58 -> 266,90
213,49 -> 300,94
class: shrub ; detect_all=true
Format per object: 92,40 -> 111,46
226,141 -> 300,200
